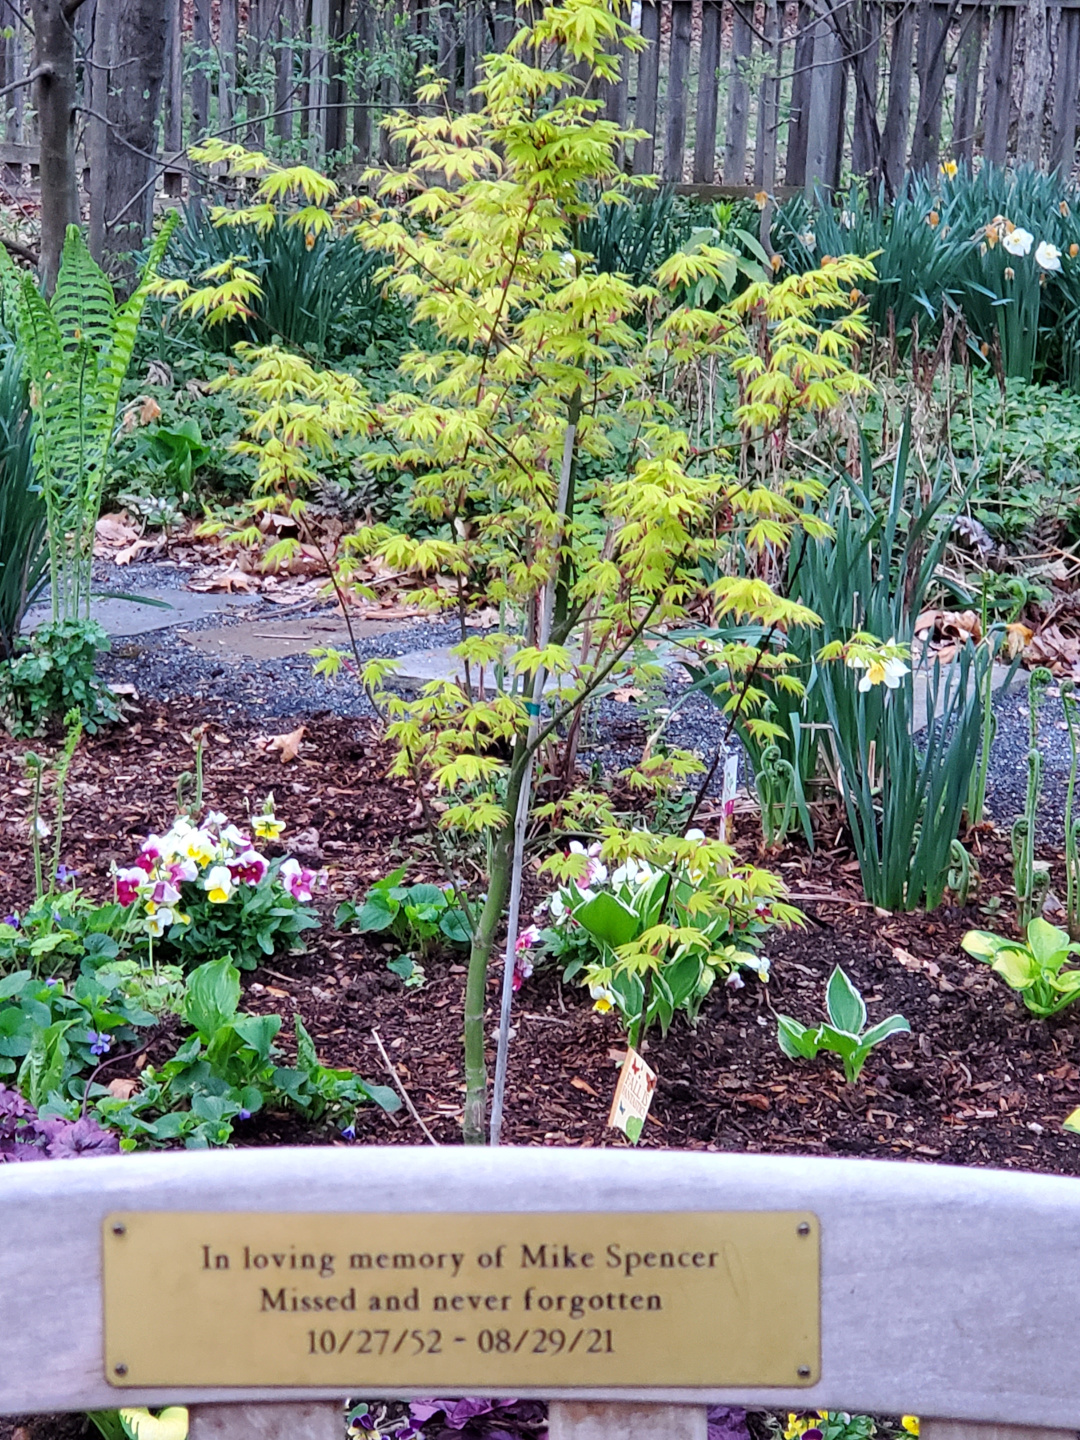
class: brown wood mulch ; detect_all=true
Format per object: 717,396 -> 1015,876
0,700 -> 1078,1174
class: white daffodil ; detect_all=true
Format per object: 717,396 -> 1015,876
1036,240 -> 1063,272
1002,227 -> 1033,257
800,232 -> 816,251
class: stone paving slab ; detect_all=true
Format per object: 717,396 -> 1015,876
22,587 -> 253,639
181,615 -> 406,662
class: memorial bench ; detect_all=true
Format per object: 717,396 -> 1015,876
2,1148 -> 1076,1440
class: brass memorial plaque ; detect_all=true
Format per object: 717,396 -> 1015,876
103,1211 -> 819,1389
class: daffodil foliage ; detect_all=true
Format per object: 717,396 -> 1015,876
191,0 -> 885,1142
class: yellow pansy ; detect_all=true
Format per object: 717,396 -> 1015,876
901,1420 -> 919,1437
120,1408 -> 189,1440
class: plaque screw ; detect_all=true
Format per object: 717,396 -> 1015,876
114,1365 -> 128,1377
797,1222 -> 810,1236
797,1366 -> 811,1378
112,1223 -> 126,1236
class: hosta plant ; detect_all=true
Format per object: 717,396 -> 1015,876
112,801 -> 321,971
538,830 -> 801,1049
776,966 -> 910,1083
961,919 -> 1080,1017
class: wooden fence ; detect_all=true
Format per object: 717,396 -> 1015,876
5,1147 -> 1080,1433
0,0 -> 1074,222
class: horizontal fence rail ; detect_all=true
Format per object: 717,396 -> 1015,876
4,1149 -> 1080,1423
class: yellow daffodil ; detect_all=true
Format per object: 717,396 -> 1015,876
940,159 -> 958,178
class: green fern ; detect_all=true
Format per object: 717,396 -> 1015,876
0,216 -> 178,622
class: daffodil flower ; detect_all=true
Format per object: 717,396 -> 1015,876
1002,227 -> 1033,256
203,865 -> 234,904
1036,240 -> 1062,271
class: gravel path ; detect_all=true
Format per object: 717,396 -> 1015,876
89,563 -> 1069,841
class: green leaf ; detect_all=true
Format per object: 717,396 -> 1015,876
574,891 -> 640,949
232,1013 -> 282,1063
183,958 -> 241,1040
405,884 -> 447,907
350,894 -> 398,933
439,908 -> 471,945
960,930 -> 1006,962
293,1015 -> 319,1075
991,948 -> 1038,990
624,1114 -> 644,1144
1026,917 -> 1071,968
776,1014 -> 819,1060
358,1080 -> 402,1113
859,1014 -> 911,1048
1064,1106 -> 1080,1134
825,966 -> 866,1035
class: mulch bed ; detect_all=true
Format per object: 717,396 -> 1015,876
1,701 -> 1079,1172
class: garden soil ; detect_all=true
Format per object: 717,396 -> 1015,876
1,700 -> 1078,1174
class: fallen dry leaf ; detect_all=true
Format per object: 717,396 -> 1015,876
140,396 -> 163,425
1005,622 -> 1034,660
94,512 -> 140,548
107,1078 -> 139,1100
264,985 -> 290,998
114,538 -> 158,566
188,566 -> 257,594
257,724 -> 306,763
570,1076 -> 599,1097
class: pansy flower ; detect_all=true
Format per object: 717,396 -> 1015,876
203,865 -> 234,904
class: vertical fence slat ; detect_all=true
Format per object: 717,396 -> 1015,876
881,0 -> 915,193
632,0 -> 661,174
693,0 -> 722,182
785,1 -> 814,186
1050,6 -> 1080,173
663,0 -> 692,182
850,0 -> 882,175
983,1 -> 1017,167
909,0 -> 949,172
723,0 -> 754,182
438,0 -> 458,110
1016,0 -> 1049,166
275,0 -> 296,143
952,5 -> 984,164
803,13 -> 844,191
191,0 -> 211,142
754,0 -> 781,187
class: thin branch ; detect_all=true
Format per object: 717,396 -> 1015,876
0,64 -> 49,100
371,1028 -> 440,1144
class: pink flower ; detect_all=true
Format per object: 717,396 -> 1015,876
115,867 -> 147,906
134,845 -> 160,875
230,849 -> 269,885
168,858 -> 199,885
512,951 -> 534,992
280,856 -> 316,902
516,925 -> 541,952
149,879 -> 181,906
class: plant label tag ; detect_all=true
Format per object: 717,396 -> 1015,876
607,1046 -> 657,1144
722,754 -> 739,841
